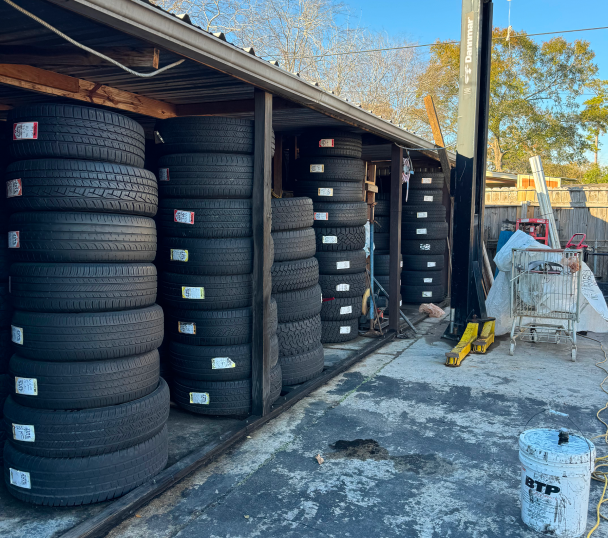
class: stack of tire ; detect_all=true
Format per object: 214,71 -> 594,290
401,173 -> 447,304
0,182 -> 10,468
2,103 -> 168,506
294,130 -> 366,344
271,197 -> 324,386
154,117 -> 281,416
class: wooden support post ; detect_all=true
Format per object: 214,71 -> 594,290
273,133 -> 283,197
389,145 -> 403,331
424,95 -> 451,189
251,89 -> 273,416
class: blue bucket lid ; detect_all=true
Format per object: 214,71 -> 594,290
520,429 -> 595,465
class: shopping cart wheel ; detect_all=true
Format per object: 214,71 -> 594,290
509,341 -> 515,356
571,348 -> 577,362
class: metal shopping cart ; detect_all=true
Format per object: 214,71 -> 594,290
509,247 -> 583,361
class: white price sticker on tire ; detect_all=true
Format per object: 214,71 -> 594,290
314,212 -> 329,221
8,231 -> 20,248
189,392 -> 210,405
336,284 -> 350,291
13,122 -> 38,140
427,262 -> 436,268
422,291 -> 433,298
400,300 -> 402,306
211,357 -> 236,369
9,468 -> 31,489
423,196 -> 434,202
416,229 -> 427,235
419,244 -> 431,251
422,178 -> 433,184
174,210 -> 194,224
310,164 -> 324,173
319,139 -> 334,147
340,306 -> 353,315
339,326 -> 351,334
170,249 -> 188,262
322,236 -> 338,244
6,179 -> 22,198
11,325 -> 23,345
318,188 -> 333,197
400,261 -> 403,267
336,261 -> 350,269
12,424 -> 35,442
417,212 -> 428,218
15,377 -> 37,396
182,287 -> 204,299
178,322 -> 196,334
158,168 -> 170,181
423,278 -> 433,283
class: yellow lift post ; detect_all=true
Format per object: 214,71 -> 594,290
445,317 -> 495,367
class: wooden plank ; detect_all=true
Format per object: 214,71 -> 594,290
177,97 -> 300,116
251,89 -> 273,416
0,46 -> 160,67
366,184 -> 378,193
273,133 -> 283,197
389,145 -> 403,332
424,95 -> 445,147
0,64 -> 176,119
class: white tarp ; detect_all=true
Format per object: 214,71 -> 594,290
486,230 -> 608,335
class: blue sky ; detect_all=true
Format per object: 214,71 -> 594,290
344,0 -> 608,165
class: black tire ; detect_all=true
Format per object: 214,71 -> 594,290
408,173 -> 444,190
280,343 -> 324,385
5,159 -> 157,216
316,250 -> 366,275
374,198 -> 390,216
9,263 -> 157,313
273,284 -> 322,323
271,197 -> 313,232
3,425 -> 167,506
8,212 -> 157,263
321,296 -> 361,321
171,362 -> 282,416
294,181 -> 363,202
0,373 -> 10,411
374,233 -> 389,252
319,272 -> 367,299
155,117 -> 253,155
0,244 -> 8,280
401,270 -> 444,286
277,315 -> 322,358
402,221 -> 448,240
402,254 -> 445,271
167,307 -> 252,346
374,275 -> 400,290
4,378 -> 169,457
402,204 -> 446,222
401,283 -> 445,304
8,104 -> 145,168
295,157 -> 365,182
11,305 -> 164,361
157,199 -> 251,239
272,228 -> 316,262
168,337 -> 278,381
271,257 -> 319,293
314,226 -> 365,252
160,272 -> 251,311
9,351 -> 160,410
374,254 -> 402,276
401,239 -> 446,256
312,202 -> 367,227
157,153 -> 253,198
373,216 -> 389,233
405,189 -> 443,205
321,318 -> 358,343
298,131 -> 362,158
0,281 -> 12,326
159,237 -> 254,276
0,330 -> 11,373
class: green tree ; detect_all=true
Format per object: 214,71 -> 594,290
422,28 -> 598,173
581,79 -> 608,164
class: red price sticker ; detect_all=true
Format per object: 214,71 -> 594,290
174,210 -> 194,224
13,122 -> 38,140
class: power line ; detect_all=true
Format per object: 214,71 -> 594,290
277,25 -> 608,61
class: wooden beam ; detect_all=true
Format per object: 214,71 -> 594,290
0,46 -> 161,67
424,95 -> 452,190
0,64 -> 176,119
176,97 -> 300,116
273,134 -> 283,197
389,145 -> 403,332
251,89 -> 273,416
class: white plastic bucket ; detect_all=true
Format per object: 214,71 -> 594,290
519,428 -> 595,537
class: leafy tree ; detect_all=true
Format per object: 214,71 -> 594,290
582,164 -> 608,184
422,28 -> 598,173
581,79 -> 608,164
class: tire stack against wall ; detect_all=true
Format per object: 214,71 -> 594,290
0,182 -> 10,467
401,173 -> 447,304
2,104 -> 168,506
294,131 -> 366,344
271,197 -> 324,386
155,117 -> 281,416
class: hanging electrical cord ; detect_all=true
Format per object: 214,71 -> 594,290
2,0 -> 185,77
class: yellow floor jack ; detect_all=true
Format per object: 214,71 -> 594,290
445,317 -> 495,367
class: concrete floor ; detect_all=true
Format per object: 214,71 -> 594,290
100,315 -> 608,538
